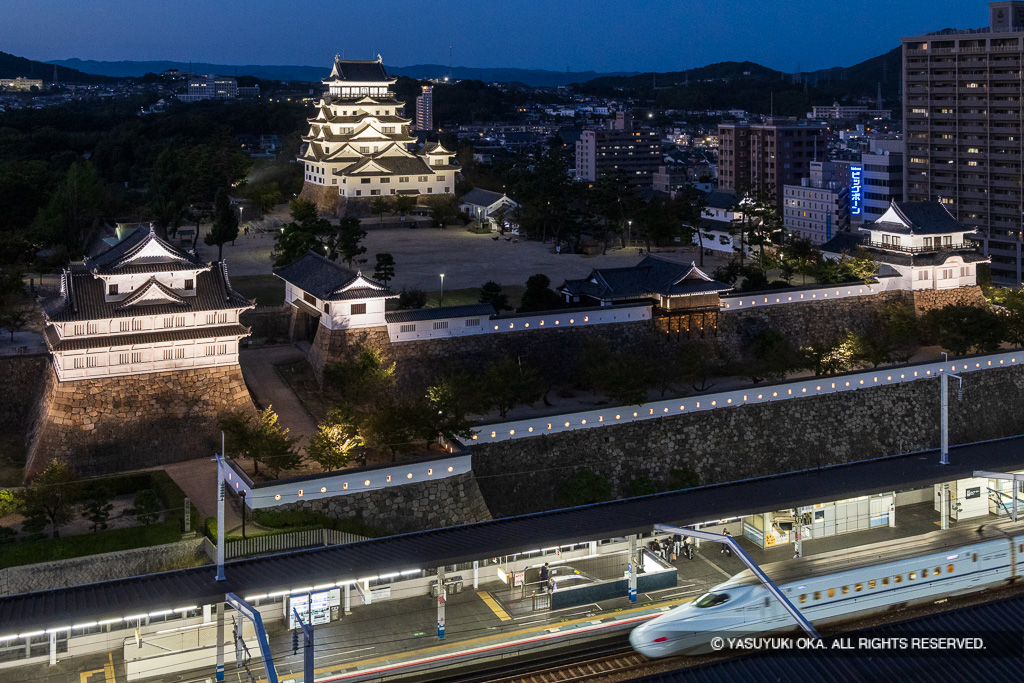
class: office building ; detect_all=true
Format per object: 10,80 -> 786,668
718,119 -> 827,209
783,162 -> 850,245
574,112 -> 661,187
415,85 -> 433,132
903,1 -> 1024,283
859,138 -> 904,226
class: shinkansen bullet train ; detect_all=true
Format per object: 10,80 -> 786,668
630,521 -> 1024,658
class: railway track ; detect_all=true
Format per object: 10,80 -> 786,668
485,651 -> 650,683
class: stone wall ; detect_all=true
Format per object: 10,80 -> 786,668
299,182 -> 342,216
270,471 -> 492,534
718,290 -> 913,352
0,354 -> 49,460
27,364 -> 256,476
912,285 -> 987,313
308,320 -> 656,388
0,537 -> 206,596
471,363 -> 1024,517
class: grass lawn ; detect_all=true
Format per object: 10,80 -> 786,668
424,285 -> 524,310
232,274 -> 285,307
0,520 -> 181,569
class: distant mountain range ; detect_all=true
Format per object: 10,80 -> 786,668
0,51 -> 115,83
43,58 -> 637,87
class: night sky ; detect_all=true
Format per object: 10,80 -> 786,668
0,0 -> 994,73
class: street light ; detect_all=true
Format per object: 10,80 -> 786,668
439,273 -> 445,306
628,220 -> 633,246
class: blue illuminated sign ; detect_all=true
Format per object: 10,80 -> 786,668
850,165 -> 863,216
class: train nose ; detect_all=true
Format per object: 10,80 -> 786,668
629,622 -> 669,657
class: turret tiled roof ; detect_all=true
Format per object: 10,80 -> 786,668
561,255 -> 731,302
273,251 -> 396,302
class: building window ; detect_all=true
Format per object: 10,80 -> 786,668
323,303 -> 330,313
73,357 -> 84,369
206,346 -> 216,356
108,283 -> 118,296
118,353 -> 129,365
361,178 -> 371,184
400,324 -> 416,333
218,344 -> 227,355
418,176 -> 428,182
206,313 -> 216,324
176,316 -> 185,327
351,303 -> 367,315
919,270 -> 931,281
399,177 -> 409,183
131,352 -> 142,364
86,356 -> 96,368
218,313 -> 228,324
175,348 -> 185,360
164,317 -> 174,328
184,279 -> 194,290
163,349 -> 174,361
120,321 -> 130,332
380,177 -> 390,183
74,324 -> 84,336
433,321 -> 449,330
304,292 -> 316,306
465,318 -> 480,327
355,190 -> 362,196
427,187 -> 433,193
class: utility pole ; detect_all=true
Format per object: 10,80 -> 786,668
628,535 -> 638,603
939,359 -> 962,531
292,608 -> 315,682
436,566 -> 446,639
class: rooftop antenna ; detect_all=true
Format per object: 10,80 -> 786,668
449,45 -> 453,81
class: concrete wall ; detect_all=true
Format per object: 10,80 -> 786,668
271,471 -> 492,534
26,363 -> 256,476
0,537 -> 206,596
470,362 -> 1024,517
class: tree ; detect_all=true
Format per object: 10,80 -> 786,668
581,339 -> 658,405
323,346 -> 397,409
33,160 -> 105,252
558,469 -> 613,506
370,196 -> 392,223
923,304 -> 1006,356
479,281 -> 509,311
742,328 -> 796,383
427,370 -> 482,441
0,268 -> 26,342
1000,288 -> 1024,348
394,194 -> 417,217
20,459 -> 80,538
518,273 -> 562,312
373,253 -> 396,286
880,302 -> 920,363
82,488 -> 114,533
204,187 -> 239,262
675,184 -> 712,267
272,198 -> 336,266
361,397 -> 430,460
307,409 -> 364,472
221,406 -> 300,478
483,356 -> 543,417
396,287 -> 427,309
133,489 -> 161,526
800,333 -> 859,376
424,194 -> 459,228
337,217 -> 368,267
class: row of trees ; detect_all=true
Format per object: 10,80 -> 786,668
1,459 -> 164,539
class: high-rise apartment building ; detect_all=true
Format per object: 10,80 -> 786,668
574,112 -> 661,187
718,119 -> 827,209
415,85 -> 433,132
903,1 -> 1024,283
859,137 -> 904,226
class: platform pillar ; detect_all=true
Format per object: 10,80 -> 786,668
941,483 -> 950,530
628,535 -> 638,603
472,560 -> 479,589
215,601 -> 225,682
344,583 -> 351,614
436,567 -> 446,640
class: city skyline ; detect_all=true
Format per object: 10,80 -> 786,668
0,0 -> 992,74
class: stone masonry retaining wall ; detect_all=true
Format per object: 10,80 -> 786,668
471,362 -> 1024,517
0,537 -> 206,596
308,320 -> 656,388
299,182 -> 342,216
271,471 -> 492,534
0,354 -> 49,455
27,363 -> 256,476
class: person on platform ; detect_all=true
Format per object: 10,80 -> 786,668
721,529 -> 733,557
539,563 -> 550,592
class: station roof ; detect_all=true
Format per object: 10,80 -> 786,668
2,437 -> 1023,632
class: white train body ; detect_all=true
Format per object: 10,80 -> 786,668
630,528 -> 1024,658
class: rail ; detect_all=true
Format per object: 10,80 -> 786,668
484,651 -> 648,683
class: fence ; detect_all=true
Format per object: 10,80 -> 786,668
202,528 -> 367,562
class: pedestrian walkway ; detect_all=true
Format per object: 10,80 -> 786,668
239,344 -> 319,449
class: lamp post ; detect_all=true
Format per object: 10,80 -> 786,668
439,273 -> 445,306
628,220 -> 633,246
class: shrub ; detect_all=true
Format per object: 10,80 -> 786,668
558,469 -> 613,507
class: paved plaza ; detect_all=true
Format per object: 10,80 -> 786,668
193,209 -> 733,293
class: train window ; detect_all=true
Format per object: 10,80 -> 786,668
935,566 -> 941,575
909,572 -> 917,580
841,586 -> 849,595
948,564 -> 955,573
855,583 -> 863,592
894,575 -> 902,584
922,569 -> 928,578
882,577 -> 890,586
693,592 -> 730,608
973,553 -> 978,562
813,591 -> 821,601
868,580 -> 876,589
799,594 -> 807,604
1019,544 -> 1023,553
827,588 -> 835,598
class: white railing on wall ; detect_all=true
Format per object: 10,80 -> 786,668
471,351 -> 1024,445
387,305 -> 652,343
222,455 -> 472,508
720,282 -> 896,310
